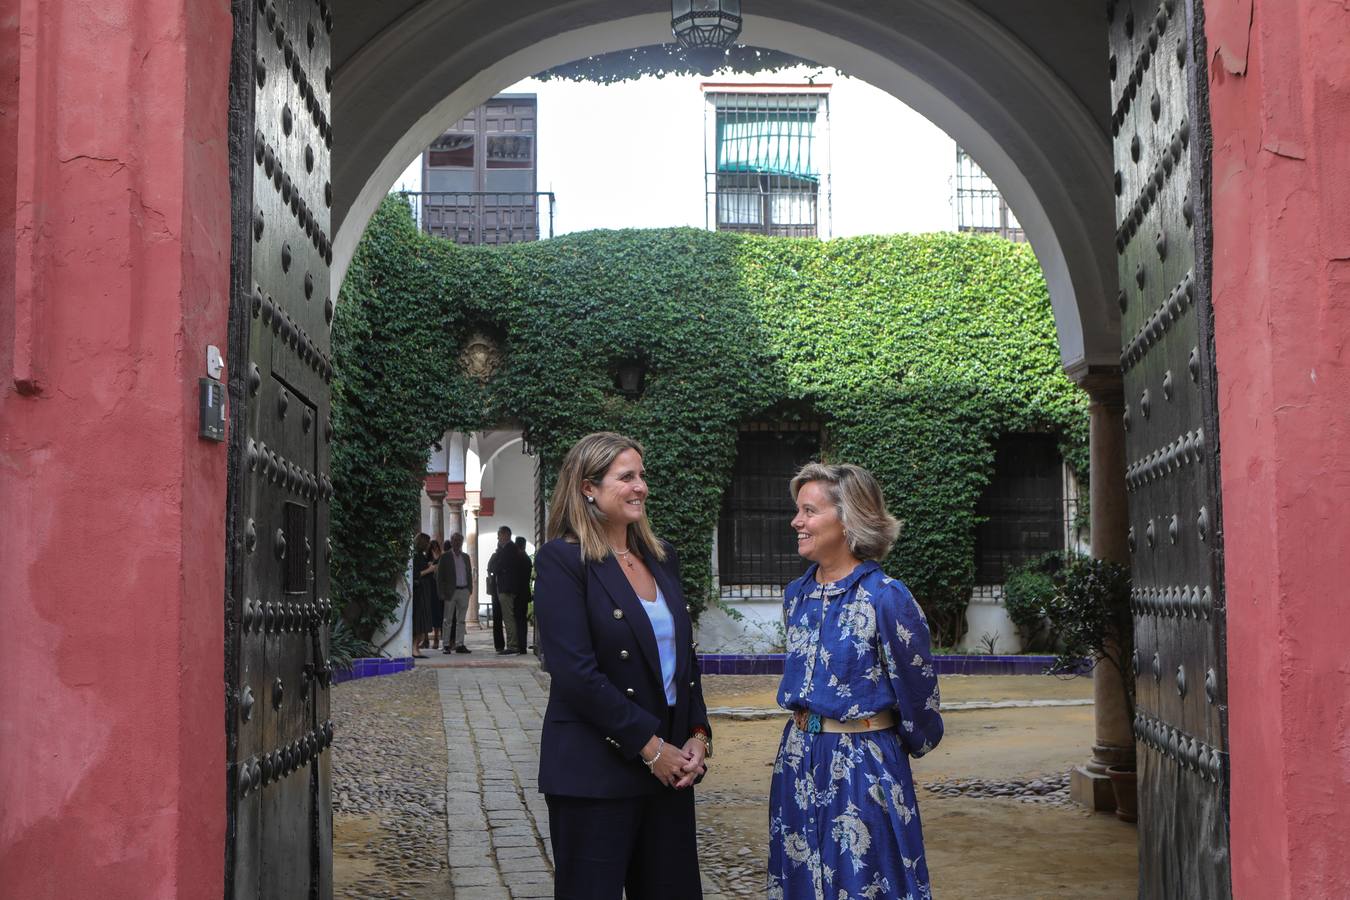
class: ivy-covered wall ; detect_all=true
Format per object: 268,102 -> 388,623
332,196 -> 1088,644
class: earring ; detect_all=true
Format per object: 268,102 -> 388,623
586,496 -> 595,505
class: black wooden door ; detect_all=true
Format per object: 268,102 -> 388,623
226,0 -> 335,896
1111,1 -> 1230,895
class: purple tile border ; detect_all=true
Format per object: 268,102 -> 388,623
697,653 -> 1067,677
332,656 -> 415,685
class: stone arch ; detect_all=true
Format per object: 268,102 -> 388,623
332,2 -> 1115,374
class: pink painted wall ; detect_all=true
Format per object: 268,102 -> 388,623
1207,1 -> 1350,897
0,0 -> 232,897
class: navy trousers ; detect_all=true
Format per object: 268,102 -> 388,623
546,704 -> 701,899
545,787 -> 701,900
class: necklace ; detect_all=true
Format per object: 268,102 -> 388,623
611,545 -> 636,571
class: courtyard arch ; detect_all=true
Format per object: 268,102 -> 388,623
331,3 -> 1117,375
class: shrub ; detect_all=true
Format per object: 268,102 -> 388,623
1046,555 -> 1134,719
1002,552 -> 1064,652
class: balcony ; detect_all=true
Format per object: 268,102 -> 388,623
403,191 -> 556,245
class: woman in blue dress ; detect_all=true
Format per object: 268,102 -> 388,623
769,463 -> 944,900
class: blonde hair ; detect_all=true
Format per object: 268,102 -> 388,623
546,432 -> 668,565
790,462 -> 901,561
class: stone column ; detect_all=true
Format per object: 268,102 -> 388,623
427,490 -> 446,543
1070,370 -> 1136,811
445,500 -> 464,541
464,501 -> 481,626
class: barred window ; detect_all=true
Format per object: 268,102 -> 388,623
705,90 -> 828,238
955,147 -> 1025,243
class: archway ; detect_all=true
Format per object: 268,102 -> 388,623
310,2 -> 1199,895
332,5 -> 1117,377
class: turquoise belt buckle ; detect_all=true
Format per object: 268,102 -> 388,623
806,713 -> 823,734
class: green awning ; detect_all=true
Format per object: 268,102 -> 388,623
716,110 -> 818,181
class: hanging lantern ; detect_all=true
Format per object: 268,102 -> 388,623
614,358 -> 647,398
671,0 -> 742,51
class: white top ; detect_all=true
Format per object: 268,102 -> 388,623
638,584 -> 678,706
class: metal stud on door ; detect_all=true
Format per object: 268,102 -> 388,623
1110,1 -> 1230,896
226,0 -> 334,896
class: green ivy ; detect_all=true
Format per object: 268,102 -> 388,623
535,44 -> 820,84
332,196 -> 1089,643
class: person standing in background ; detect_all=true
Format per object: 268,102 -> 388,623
486,531 -> 506,652
410,533 -> 436,659
489,525 -> 527,655
427,540 -> 445,650
514,535 -> 533,656
438,533 -> 474,654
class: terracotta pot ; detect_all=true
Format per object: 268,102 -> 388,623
1106,765 -> 1138,823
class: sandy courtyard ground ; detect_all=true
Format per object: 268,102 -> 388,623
332,665 -> 1137,899
697,675 -> 1138,899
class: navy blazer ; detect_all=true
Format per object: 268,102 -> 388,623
534,537 -> 711,798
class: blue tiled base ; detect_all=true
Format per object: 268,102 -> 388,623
332,656 -> 415,684
698,653 -> 1068,677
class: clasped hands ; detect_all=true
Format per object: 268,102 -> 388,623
640,735 -> 707,789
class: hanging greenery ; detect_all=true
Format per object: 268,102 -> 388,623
331,196 -> 1088,644
535,43 -> 823,84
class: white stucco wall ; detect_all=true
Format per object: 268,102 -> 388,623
393,66 -> 958,238
476,438 -> 537,600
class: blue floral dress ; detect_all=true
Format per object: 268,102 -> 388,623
769,561 -> 944,900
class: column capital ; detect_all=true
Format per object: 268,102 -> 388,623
1072,365 -> 1124,406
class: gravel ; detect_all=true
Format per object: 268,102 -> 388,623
923,771 -> 1073,807
331,669 -> 452,900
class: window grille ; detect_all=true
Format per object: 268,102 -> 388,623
955,146 -> 1026,243
718,427 -> 822,594
973,433 -> 1065,583
706,91 -> 827,238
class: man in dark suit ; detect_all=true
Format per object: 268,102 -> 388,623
513,535 -> 532,655
486,531 -> 506,652
488,525 -> 528,654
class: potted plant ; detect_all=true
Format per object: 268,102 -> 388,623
1045,553 -> 1137,822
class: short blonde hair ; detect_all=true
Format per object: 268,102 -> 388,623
790,462 -> 900,561
546,432 -> 668,565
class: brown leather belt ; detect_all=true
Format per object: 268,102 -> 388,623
792,709 -> 897,734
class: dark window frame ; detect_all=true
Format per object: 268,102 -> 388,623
717,425 -> 823,592
973,432 -> 1066,584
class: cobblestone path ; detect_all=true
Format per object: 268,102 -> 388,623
430,656 -> 737,899
330,627 -> 771,899
437,663 -> 554,900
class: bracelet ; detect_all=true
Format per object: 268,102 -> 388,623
643,738 -> 665,769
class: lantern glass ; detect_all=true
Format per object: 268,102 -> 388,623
671,0 -> 742,51
616,361 -> 646,397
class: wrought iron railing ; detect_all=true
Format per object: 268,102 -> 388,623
402,191 -> 556,245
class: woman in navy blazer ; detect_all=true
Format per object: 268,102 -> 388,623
534,432 -> 711,900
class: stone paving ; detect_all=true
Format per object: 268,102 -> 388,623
402,622 -> 734,899
436,660 -> 554,899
